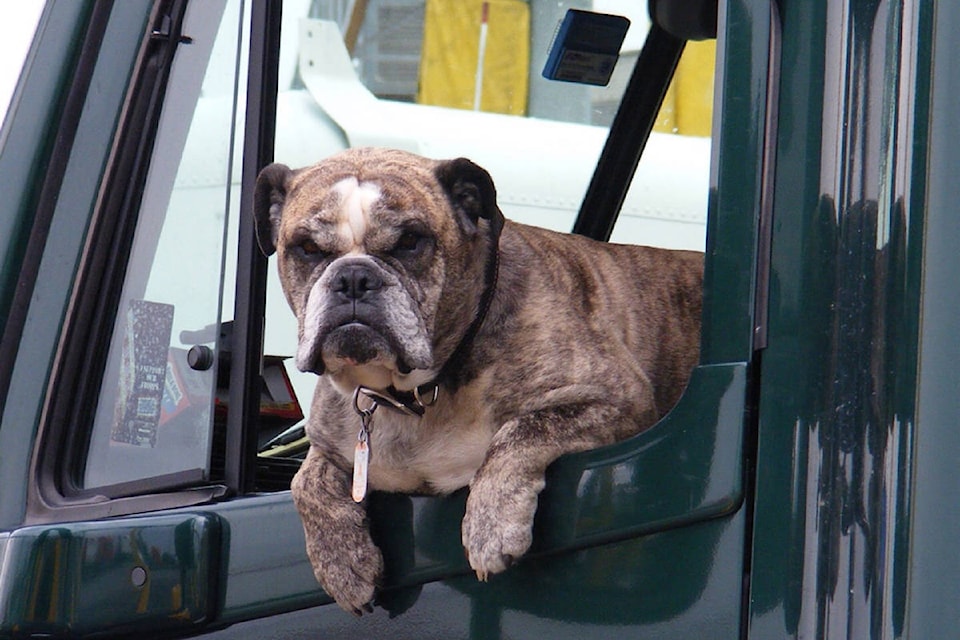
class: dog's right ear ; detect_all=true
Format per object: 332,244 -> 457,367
253,163 -> 293,256
434,157 -> 504,234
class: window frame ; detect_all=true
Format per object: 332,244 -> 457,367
224,0 -> 281,496
26,0 -> 235,523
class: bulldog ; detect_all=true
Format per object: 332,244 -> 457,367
253,147 -> 702,615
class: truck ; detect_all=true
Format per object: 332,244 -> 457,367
0,0 -> 955,638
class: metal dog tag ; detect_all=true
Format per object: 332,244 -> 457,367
351,387 -> 378,502
352,435 -> 369,503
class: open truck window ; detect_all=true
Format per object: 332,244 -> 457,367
261,0 -> 714,472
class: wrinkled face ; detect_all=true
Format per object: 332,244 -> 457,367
253,148 -> 500,394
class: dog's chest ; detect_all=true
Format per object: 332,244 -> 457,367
336,391 -> 496,495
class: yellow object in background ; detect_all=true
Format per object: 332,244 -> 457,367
419,0 -> 530,115
654,39 -> 716,137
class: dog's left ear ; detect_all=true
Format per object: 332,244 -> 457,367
253,163 -> 293,256
435,158 -> 505,233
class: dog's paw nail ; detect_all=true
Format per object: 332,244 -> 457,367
349,601 -> 375,617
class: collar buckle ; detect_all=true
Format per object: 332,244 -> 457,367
353,383 -> 439,418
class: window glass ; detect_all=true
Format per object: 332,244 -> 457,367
83,0 -> 245,490
263,0 -> 714,440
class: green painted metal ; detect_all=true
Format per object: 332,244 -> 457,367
900,1 -> 960,636
197,514 -> 744,639
534,363 -> 745,549
700,0 -> 772,365
748,0 -> 933,637
446,515 -> 745,637
0,514 -> 219,637
195,494 -> 322,622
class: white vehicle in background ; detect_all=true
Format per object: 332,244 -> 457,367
264,2 -> 711,247
269,17 -> 711,245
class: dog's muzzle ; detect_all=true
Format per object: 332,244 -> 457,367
294,257 -> 433,376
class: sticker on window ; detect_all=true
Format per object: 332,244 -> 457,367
110,299 -> 174,448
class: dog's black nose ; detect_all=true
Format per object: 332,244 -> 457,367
332,264 -> 383,300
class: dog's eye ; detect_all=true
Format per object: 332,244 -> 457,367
293,239 -> 327,260
391,231 -> 426,256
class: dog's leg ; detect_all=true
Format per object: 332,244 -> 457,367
291,445 -> 384,615
462,400 -> 657,580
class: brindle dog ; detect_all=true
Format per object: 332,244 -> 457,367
253,148 -> 702,614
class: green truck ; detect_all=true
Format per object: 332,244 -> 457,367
0,0 -> 955,637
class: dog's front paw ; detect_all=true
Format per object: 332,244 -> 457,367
308,528 -> 384,616
461,473 -> 542,581
291,448 -> 384,615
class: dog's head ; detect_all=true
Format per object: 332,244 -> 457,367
253,148 -> 503,394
